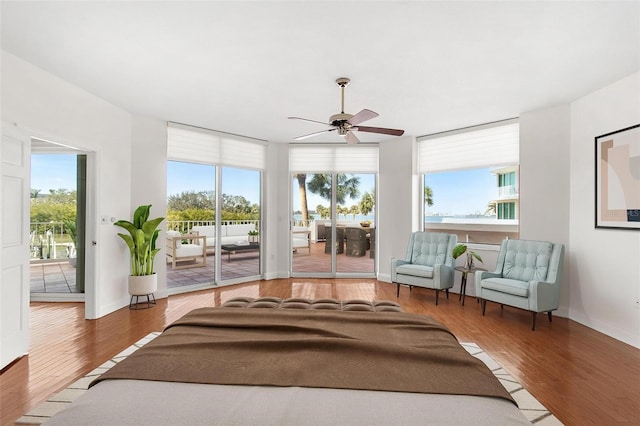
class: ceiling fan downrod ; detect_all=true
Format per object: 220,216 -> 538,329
336,77 -> 350,114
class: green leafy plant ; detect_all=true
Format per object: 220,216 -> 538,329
63,220 -> 77,248
452,244 -> 483,269
114,205 -> 164,276
248,229 -> 259,236
63,220 -> 77,260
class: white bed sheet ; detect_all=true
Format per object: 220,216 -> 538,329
45,379 -> 531,425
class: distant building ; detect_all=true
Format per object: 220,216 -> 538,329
490,166 -> 519,220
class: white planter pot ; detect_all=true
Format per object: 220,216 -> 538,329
128,274 -> 157,296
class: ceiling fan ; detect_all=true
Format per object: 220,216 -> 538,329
288,77 -> 405,144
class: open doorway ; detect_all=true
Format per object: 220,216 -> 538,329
30,139 -> 87,301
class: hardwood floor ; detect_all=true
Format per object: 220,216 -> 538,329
2,278 -> 639,425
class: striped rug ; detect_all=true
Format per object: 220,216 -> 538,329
17,333 -> 561,425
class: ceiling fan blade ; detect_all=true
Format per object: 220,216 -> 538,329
294,128 -> 335,141
348,109 -> 379,126
345,131 -> 360,144
354,126 -> 405,136
288,116 -> 331,126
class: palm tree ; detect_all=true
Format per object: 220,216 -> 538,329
307,173 -> 361,204
337,205 -> 349,219
316,204 -> 330,219
359,191 -> 375,216
424,185 -> 434,207
296,173 -> 361,225
295,174 -> 309,226
349,205 -> 360,219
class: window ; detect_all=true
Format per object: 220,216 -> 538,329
497,202 -> 516,220
417,119 -> 519,244
289,145 -> 378,277
167,123 -> 266,289
499,172 -> 516,188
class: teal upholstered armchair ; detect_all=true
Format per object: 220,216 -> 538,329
391,232 -> 457,304
475,239 -> 564,330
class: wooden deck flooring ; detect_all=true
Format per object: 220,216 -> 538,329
32,241 -> 376,293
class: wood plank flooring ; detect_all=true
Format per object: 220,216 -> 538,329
2,278 -> 639,425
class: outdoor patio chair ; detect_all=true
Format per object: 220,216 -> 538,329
345,227 -> 367,257
166,230 -> 207,270
324,226 -> 345,254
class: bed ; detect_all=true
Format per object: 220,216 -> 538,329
45,297 -> 530,425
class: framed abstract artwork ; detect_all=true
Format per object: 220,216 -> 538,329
595,124 -> 640,230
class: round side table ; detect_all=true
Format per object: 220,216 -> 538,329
454,266 -> 486,306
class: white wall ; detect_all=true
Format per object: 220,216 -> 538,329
130,116 -> 168,298
1,51 -> 134,318
519,104 -> 572,316
265,142 -> 289,279
569,72 -> 640,348
377,136 -> 416,281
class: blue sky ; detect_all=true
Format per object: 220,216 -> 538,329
31,155 -> 495,215
425,168 -> 496,216
167,161 -> 261,203
31,154 -> 77,192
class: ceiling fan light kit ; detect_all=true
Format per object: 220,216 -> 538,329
289,77 -> 404,144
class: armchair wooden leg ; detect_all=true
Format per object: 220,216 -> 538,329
481,299 -> 486,315
435,290 -> 439,305
396,284 -> 400,298
445,289 -> 449,299
548,311 -> 553,323
532,312 -> 537,331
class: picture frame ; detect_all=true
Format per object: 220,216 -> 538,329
595,124 -> 640,230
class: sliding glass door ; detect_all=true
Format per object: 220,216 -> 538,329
166,161 -> 262,290
291,171 -> 376,277
220,167 -> 261,282
336,172 -> 375,275
166,160 -> 216,291
291,173 -> 332,274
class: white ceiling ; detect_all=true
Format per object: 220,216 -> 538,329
2,1 -> 639,144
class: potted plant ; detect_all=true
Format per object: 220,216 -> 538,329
452,243 -> 483,270
114,205 -> 164,297
248,228 -> 259,243
64,220 -> 77,267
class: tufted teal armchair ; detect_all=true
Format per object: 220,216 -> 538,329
475,239 -> 564,330
391,232 -> 457,305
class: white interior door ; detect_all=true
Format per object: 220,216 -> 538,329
1,123 -> 30,369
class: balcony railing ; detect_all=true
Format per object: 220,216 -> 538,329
497,185 -> 519,199
30,222 -> 74,261
166,219 -> 260,234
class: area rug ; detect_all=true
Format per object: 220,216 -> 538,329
16,333 -> 562,425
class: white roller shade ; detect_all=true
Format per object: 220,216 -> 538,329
168,122 -> 266,170
417,120 -> 519,173
289,144 -> 378,173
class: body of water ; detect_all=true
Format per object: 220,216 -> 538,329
293,213 -> 375,222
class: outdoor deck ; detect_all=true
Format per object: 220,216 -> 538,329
30,241 -> 375,294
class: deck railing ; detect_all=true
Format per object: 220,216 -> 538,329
30,222 -> 74,261
167,219 -> 260,234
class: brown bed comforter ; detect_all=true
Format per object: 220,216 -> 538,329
92,304 -> 515,405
